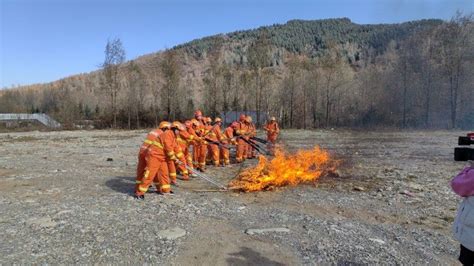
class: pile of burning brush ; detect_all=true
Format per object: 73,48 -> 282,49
229,146 -> 338,192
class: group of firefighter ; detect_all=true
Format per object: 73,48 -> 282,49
134,110 -> 280,199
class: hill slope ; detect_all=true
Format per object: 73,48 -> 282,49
176,18 -> 442,58
1,17 -> 472,129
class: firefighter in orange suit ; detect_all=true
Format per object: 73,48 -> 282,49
135,121 -> 179,199
173,121 -> 195,180
203,117 -> 214,165
198,117 -> 211,170
135,127 -> 163,192
192,116 -> 208,172
246,116 -> 257,159
235,114 -> 250,163
188,119 -> 201,174
207,117 -> 223,166
220,121 -> 237,166
264,116 -> 280,144
181,120 -> 197,178
264,116 -> 280,154
193,110 -> 205,171
166,122 -> 187,185
191,119 -> 203,170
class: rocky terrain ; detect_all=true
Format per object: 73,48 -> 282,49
0,129 -> 467,264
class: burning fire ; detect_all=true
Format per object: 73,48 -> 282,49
229,146 -> 337,192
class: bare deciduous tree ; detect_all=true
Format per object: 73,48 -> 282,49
160,50 -> 181,121
248,30 -> 272,126
101,38 -> 125,128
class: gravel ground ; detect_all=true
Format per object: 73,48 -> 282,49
0,129 -> 467,264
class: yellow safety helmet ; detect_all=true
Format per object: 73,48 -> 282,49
245,116 -> 252,123
158,121 -> 171,129
191,119 -> 201,127
172,121 -> 185,131
215,117 -> 222,123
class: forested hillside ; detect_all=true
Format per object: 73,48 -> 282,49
1,16 -> 473,129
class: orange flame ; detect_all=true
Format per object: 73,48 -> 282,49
229,146 -> 336,192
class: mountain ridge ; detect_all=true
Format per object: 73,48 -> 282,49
3,17 -> 443,90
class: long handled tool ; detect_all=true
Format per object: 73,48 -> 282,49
237,135 -> 270,155
204,137 -> 235,151
188,165 -> 228,190
249,139 -> 269,155
177,161 -> 227,190
251,136 -> 268,144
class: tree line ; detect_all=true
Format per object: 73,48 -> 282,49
0,14 -> 472,129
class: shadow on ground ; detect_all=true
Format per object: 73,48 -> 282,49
105,176 -> 135,195
226,247 -> 285,266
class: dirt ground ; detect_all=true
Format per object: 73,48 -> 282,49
0,129 -> 467,264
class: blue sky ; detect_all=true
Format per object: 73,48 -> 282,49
1,0 -> 472,88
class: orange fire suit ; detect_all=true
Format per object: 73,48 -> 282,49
187,126 -> 200,171
135,128 -> 162,191
264,121 -> 280,144
207,124 -> 223,166
135,129 -> 178,195
193,122 -> 208,171
235,122 -> 250,163
175,130 -> 196,180
167,134 -> 186,185
220,126 -> 235,165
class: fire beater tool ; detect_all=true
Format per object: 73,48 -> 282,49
176,161 -> 228,190
236,135 -> 270,155
251,136 -> 268,144
204,138 -> 236,151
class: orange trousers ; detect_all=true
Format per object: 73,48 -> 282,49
267,134 -> 278,144
206,145 -> 212,164
209,144 -> 220,166
135,147 -> 162,192
267,134 -> 278,154
185,147 -> 194,174
247,142 -> 256,159
136,155 -> 170,195
167,161 -> 177,184
236,139 -> 248,163
135,147 -> 148,191
197,143 -> 207,170
180,145 -> 192,178
192,144 -> 198,168
168,158 -> 189,182
220,145 -> 230,165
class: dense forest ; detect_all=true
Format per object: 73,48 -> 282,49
1,15 -> 473,129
